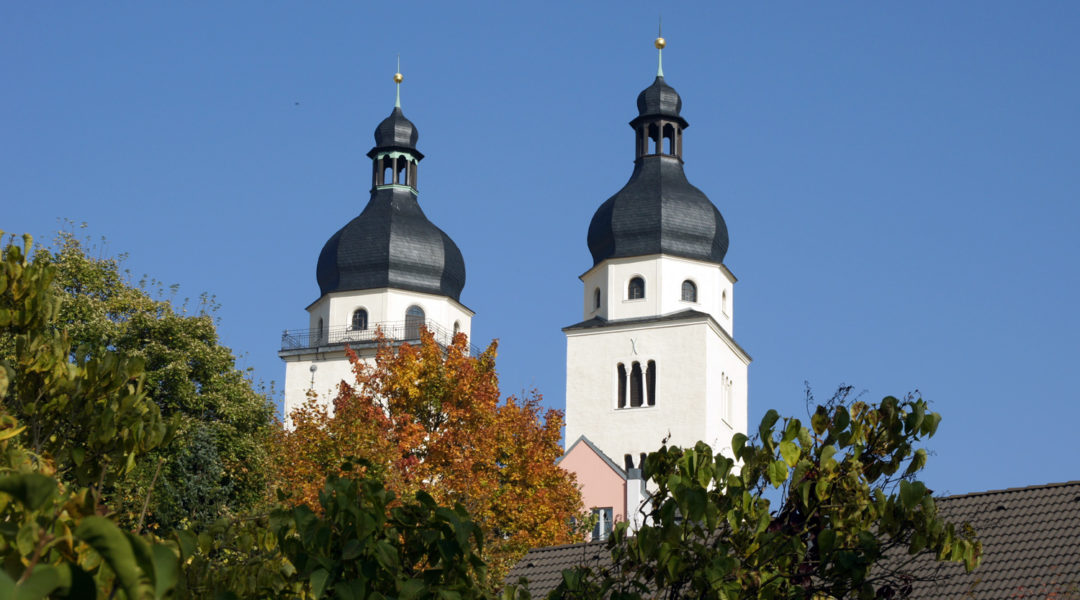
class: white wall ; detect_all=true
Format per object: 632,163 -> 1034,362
580,254 -> 736,335
281,287 -> 475,421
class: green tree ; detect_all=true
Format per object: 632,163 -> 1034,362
547,388 -> 981,600
25,228 -> 276,530
0,232 -> 179,598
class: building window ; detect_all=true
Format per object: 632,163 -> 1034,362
593,287 -> 601,310
316,318 -> 324,344
646,360 -> 656,406
351,308 -> 368,331
722,290 -> 728,315
681,280 -> 697,303
453,321 -> 461,335
617,363 -> 627,408
405,305 -> 425,340
629,362 -> 644,407
592,507 -> 613,541
628,277 -> 645,300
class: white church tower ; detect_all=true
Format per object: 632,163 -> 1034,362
564,37 -> 750,482
279,72 -> 473,416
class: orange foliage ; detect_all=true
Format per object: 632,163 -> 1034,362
273,329 -> 584,580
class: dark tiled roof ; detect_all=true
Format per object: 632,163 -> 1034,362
563,310 -> 750,361
316,186 -> 466,301
505,541 -> 612,596
902,480 -> 1080,599
507,481 -> 1080,599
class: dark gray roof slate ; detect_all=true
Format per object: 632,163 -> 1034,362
587,156 -> 729,267
507,481 -> 1080,599
316,186 -> 466,300
372,106 -> 420,152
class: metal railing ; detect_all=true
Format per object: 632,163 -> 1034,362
280,319 -> 480,356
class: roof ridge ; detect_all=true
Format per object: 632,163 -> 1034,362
938,479 -> 1080,501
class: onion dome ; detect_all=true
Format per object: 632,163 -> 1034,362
587,39 -> 728,267
372,107 -> 421,154
635,76 -> 685,125
316,187 -> 465,300
314,71 -> 464,301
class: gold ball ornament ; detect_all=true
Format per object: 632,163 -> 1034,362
393,72 -> 404,84
654,37 -> 666,49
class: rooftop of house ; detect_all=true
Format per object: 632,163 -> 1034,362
507,480 -> 1080,599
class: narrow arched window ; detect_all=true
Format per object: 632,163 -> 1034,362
681,280 -> 697,303
405,305 -> 425,340
630,362 -> 643,407
628,277 -> 645,300
722,290 -> 728,314
663,123 -> 675,155
593,288 -> 601,310
316,318 -> 324,345
646,360 -> 656,406
648,123 -> 661,154
617,363 -> 627,408
351,309 -> 368,331
383,164 -> 393,185
453,321 -> 461,335
397,159 -> 408,185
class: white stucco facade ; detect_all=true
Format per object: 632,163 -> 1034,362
280,286 -> 473,419
565,253 -> 749,469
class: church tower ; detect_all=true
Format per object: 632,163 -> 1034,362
279,71 -> 473,416
564,37 -> 750,478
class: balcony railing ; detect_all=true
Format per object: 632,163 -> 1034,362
280,319 -> 480,356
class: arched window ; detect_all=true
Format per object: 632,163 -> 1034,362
453,321 -> 461,335
681,280 -> 697,303
628,277 -> 645,300
593,288 -> 601,310
648,123 -> 661,154
617,363 -> 627,408
383,164 -> 393,185
405,305 -> 425,340
351,309 -> 368,331
316,318 -> 324,345
646,360 -> 656,406
630,362 -> 643,407
397,159 -> 408,185
722,290 -> 728,315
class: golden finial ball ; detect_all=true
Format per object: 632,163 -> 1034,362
654,37 -> 666,49
393,72 -> 404,84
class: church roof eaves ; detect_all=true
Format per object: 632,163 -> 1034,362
563,309 -> 751,362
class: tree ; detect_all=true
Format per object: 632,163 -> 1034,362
21,228 -> 276,530
547,388 -> 982,600
275,329 -> 585,584
0,232 -> 180,598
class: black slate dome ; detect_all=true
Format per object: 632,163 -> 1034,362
636,76 -> 683,121
373,106 -> 420,152
587,76 -> 728,266
315,103 -> 464,301
316,187 -> 466,300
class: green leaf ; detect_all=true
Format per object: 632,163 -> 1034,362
310,568 -> 330,599
151,544 -> 179,600
811,406 -> 829,435
399,578 -> 426,600
759,410 -> 780,447
818,529 -> 837,554
74,516 -> 146,599
0,474 -> 56,511
820,444 -> 838,470
14,565 -> 68,600
731,433 -> 748,459
899,480 -> 926,508
767,460 -> 788,488
779,441 -> 799,467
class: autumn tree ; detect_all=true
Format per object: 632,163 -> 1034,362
276,329 -> 585,583
542,388 -> 981,600
9,227 -> 277,531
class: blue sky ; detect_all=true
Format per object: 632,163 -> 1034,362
3,2 -> 1078,496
